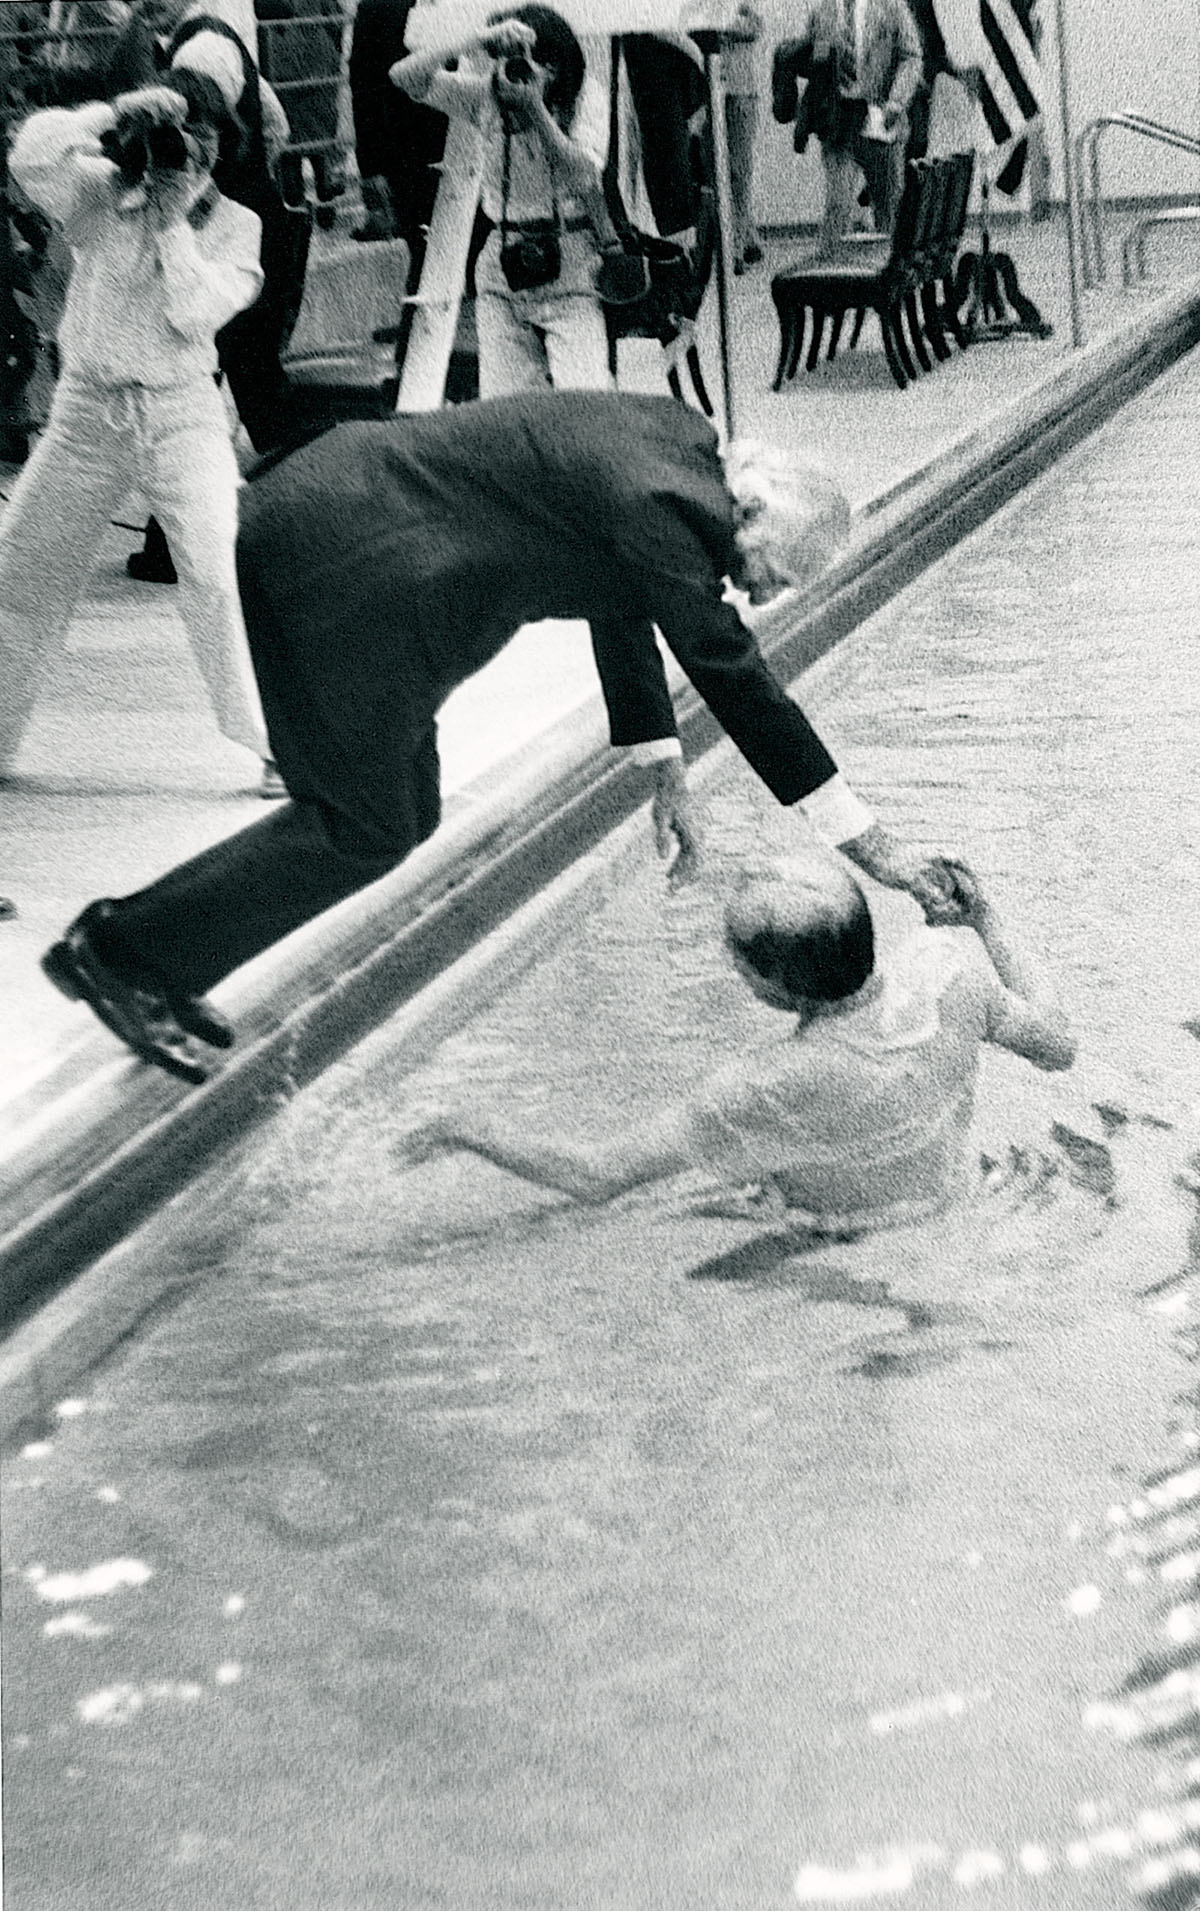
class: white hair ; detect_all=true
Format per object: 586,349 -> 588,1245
724,441 -> 851,591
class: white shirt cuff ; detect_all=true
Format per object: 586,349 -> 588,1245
798,773 -> 876,846
623,738 -> 684,767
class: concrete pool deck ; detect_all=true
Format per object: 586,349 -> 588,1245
2,212 -> 1200,1405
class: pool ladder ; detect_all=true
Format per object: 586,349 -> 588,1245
1074,114 -> 1200,288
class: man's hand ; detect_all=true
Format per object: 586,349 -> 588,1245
145,166 -> 194,230
112,84 -> 188,138
651,757 -> 702,888
839,822 -> 964,921
493,65 -> 543,127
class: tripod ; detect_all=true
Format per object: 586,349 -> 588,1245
955,171 -> 1052,342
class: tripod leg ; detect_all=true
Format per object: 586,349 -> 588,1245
827,308 -> 845,360
849,306 -> 866,350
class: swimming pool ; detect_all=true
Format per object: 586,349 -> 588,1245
4,351 -> 1200,1907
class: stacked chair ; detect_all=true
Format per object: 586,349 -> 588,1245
770,151 -> 975,392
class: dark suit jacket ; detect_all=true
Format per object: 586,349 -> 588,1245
237,392 -> 839,835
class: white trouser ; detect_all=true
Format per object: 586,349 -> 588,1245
0,373 -> 269,772
474,228 -> 614,398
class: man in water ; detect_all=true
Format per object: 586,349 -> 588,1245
400,854 -> 1075,1230
43,388 -> 961,1082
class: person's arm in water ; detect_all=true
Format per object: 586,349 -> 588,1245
398,1042 -> 827,1204
944,859 -> 1077,1071
402,1105 -> 696,1204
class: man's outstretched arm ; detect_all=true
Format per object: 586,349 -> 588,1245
399,1106 -> 694,1204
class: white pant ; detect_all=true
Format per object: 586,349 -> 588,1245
0,374 -> 269,772
474,228 -> 613,398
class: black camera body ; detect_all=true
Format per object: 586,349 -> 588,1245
499,226 -> 560,292
105,120 -> 190,188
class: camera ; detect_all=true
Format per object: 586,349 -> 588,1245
503,53 -> 535,82
105,121 -> 190,188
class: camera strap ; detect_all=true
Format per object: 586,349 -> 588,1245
499,126 -> 559,244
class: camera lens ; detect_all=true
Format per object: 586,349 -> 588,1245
114,130 -> 150,185
504,54 -> 533,82
146,123 -> 190,171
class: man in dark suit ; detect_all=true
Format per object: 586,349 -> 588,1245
43,389 -> 959,1081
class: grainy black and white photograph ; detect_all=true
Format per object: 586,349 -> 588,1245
1,0 -> 1199,1904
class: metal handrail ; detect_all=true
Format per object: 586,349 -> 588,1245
1122,205 -> 1200,285
1075,113 -> 1200,286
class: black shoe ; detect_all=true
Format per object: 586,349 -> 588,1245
126,517 -> 178,586
42,933 -> 209,1084
126,545 -> 179,585
42,902 -> 234,1079
75,902 -> 235,1048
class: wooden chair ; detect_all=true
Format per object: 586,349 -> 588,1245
770,152 -> 975,392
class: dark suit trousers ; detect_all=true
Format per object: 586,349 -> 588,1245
96,729 -> 441,999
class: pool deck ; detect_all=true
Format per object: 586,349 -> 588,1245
2,209 -> 1200,1381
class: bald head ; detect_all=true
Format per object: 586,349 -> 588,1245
724,857 -> 874,1012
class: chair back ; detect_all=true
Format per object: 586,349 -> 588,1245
932,151 -> 975,273
883,159 -> 938,291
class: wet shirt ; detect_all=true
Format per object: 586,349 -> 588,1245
682,928 -> 997,1232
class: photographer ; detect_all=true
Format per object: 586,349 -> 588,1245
392,6 -> 619,397
0,78 -> 275,782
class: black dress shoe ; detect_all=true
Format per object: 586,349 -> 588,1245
42,932 -> 210,1084
66,902 -> 235,1049
42,902 -> 234,1080
126,516 -> 178,586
